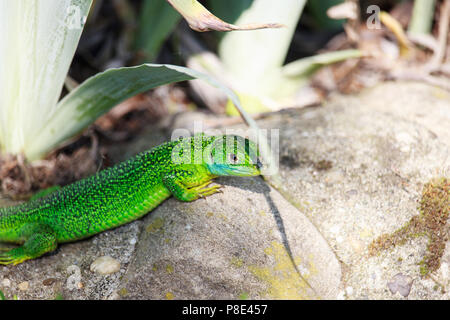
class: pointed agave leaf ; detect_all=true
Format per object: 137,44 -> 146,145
166,0 -> 283,32
26,64 -> 265,161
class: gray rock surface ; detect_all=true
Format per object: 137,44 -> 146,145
252,82 -> 449,300
119,175 -> 341,299
0,81 -> 448,300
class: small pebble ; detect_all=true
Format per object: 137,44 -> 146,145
345,286 -> 354,296
42,278 -> 57,286
387,273 -> 413,297
90,256 -> 121,275
107,292 -> 121,300
1,278 -> 11,287
18,281 -> 29,291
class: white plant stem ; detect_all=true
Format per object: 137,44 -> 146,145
0,0 -> 92,156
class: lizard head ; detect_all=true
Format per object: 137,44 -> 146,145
205,135 -> 262,177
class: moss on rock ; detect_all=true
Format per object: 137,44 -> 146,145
369,177 -> 449,276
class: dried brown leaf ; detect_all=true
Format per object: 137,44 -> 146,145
166,0 -> 284,32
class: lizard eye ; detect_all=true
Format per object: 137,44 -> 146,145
229,153 -> 239,164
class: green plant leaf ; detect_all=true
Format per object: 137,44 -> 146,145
282,49 -> 363,78
26,64 -> 261,161
217,0 -> 307,96
135,0 -> 181,61
208,0 -> 253,25
28,63 -> 279,185
184,2 -> 361,114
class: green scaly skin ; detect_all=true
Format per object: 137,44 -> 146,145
0,134 -> 261,265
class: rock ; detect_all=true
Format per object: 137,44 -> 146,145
387,273 -> 413,297
119,176 -> 341,299
18,281 -> 29,291
42,278 -> 57,286
90,256 -> 121,275
0,81 -> 448,299
248,81 -> 449,299
0,220 -> 141,299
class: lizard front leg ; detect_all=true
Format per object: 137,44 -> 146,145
162,171 -> 222,202
0,223 -> 57,265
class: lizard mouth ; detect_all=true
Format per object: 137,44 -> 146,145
207,163 -> 261,177
230,166 -> 260,176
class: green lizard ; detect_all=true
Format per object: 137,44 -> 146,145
0,134 -> 262,265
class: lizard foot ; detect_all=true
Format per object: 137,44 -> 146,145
0,224 -> 57,266
163,174 -> 223,202
0,247 -> 29,265
0,245 -> 15,252
192,183 -> 223,199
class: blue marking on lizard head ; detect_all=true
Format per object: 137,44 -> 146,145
205,135 -> 262,177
